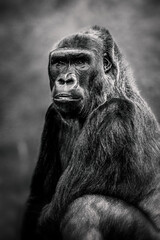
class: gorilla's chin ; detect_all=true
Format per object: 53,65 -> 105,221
53,99 -> 83,116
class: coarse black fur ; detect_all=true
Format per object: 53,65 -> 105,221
21,26 -> 160,240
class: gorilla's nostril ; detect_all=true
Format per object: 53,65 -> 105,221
66,79 -> 75,85
58,79 -> 65,85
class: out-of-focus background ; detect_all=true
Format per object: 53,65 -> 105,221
0,0 -> 160,239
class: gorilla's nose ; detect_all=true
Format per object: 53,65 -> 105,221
57,73 -> 78,89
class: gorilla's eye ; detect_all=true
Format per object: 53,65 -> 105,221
55,60 -> 67,68
51,57 -> 67,69
75,59 -> 89,70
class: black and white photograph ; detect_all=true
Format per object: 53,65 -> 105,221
0,0 -> 160,239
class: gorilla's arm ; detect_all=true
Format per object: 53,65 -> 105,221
61,196 -> 160,240
21,105 -> 62,239
40,98 -> 160,239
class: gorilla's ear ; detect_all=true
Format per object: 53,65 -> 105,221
103,53 -> 112,73
101,29 -> 120,82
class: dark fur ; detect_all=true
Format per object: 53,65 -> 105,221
21,26 -> 160,240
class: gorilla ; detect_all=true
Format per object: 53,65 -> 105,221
21,26 -> 160,240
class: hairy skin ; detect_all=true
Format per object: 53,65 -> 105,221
21,26 -> 160,240
61,196 -> 159,240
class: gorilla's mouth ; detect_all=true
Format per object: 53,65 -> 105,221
54,93 -> 82,102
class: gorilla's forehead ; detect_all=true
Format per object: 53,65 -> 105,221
55,34 -> 103,55
50,49 -> 95,59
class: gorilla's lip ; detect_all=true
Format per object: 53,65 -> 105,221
54,93 -> 81,102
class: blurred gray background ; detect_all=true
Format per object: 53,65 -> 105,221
0,0 -> 160,239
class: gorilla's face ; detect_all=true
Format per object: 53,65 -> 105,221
48,34 -> 112,117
